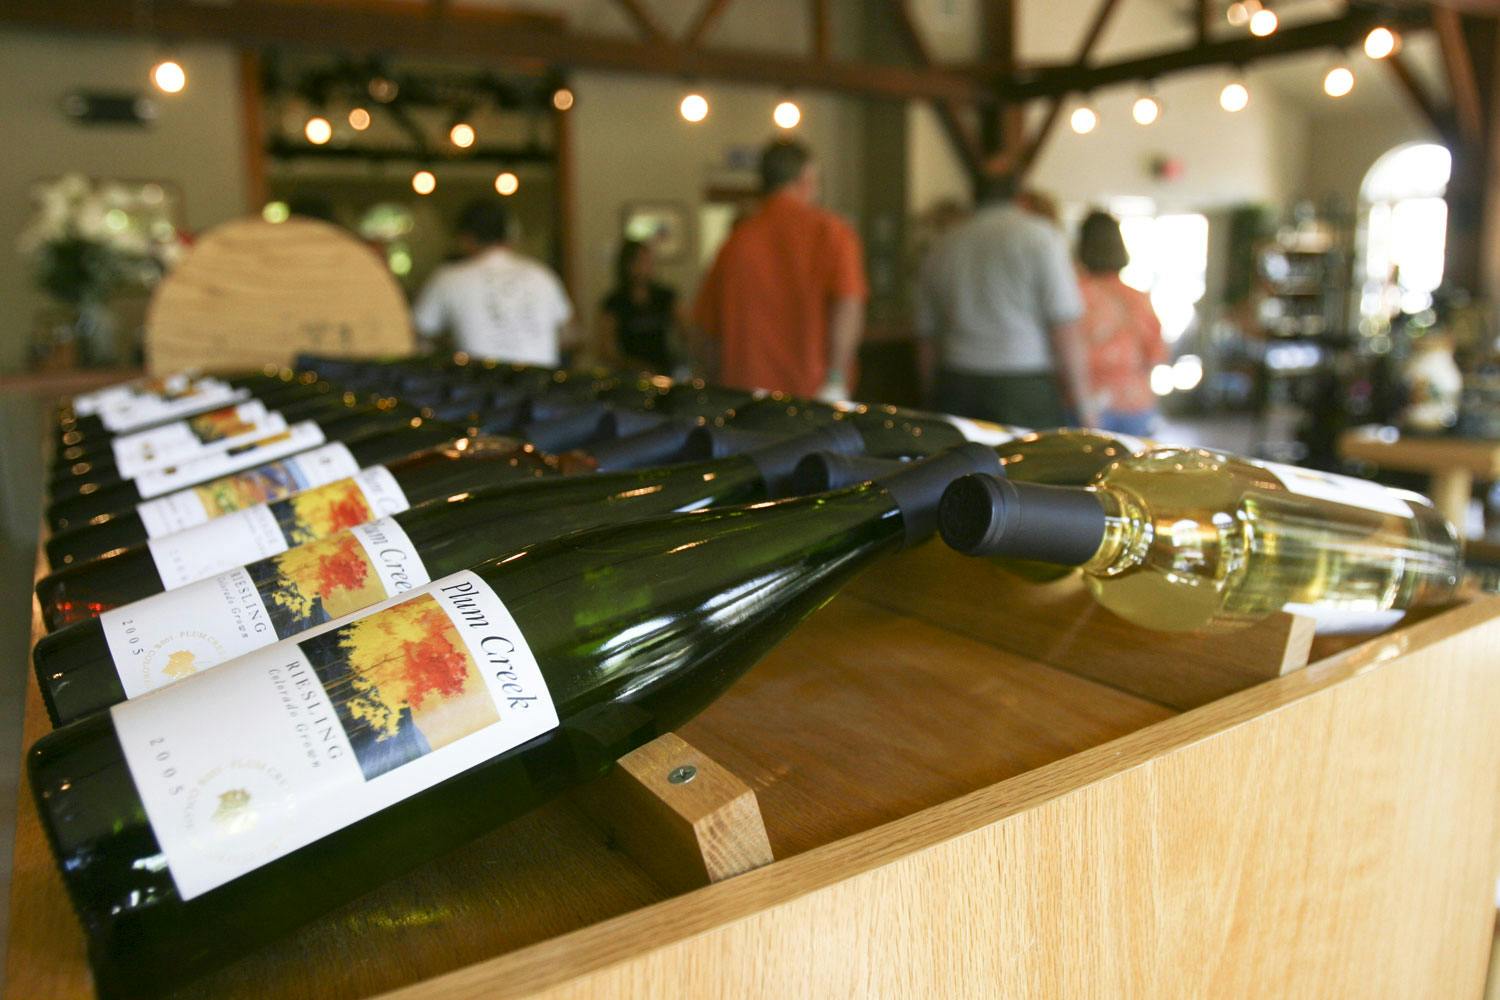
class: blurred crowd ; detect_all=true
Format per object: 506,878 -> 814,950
413,138 -> 1167,435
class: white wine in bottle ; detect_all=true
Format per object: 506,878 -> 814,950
938,448 -> 1462,633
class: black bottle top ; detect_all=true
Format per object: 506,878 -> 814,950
938,475 -> 1108,565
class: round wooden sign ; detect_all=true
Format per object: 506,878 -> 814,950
145,216 -> 414,373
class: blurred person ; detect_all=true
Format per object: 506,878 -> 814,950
693,139 -> 867,400
413,199 -> 575,365
600,240 -> 678,373
916,174 -> 1089,428
1074,210 -> 1168,436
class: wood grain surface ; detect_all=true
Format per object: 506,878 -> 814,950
144,217 -> 414,374
850,540 -> 1316,710
573,731 -> 774,895
389,595 -> 1500,1000
6,566 -> 1169,999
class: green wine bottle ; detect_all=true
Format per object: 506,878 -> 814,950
35,436 -> 555,631
29,444 -> 1001,998
35,425 -> 870,722
51,386 -> 357,487
55,368 -> 314,445
46,403 -> 440,529
44,423 -> 474,568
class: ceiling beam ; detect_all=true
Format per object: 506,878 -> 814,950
811,0 -> 831,62
685,0 -> 736,47
1014,0 -> 1124,180
1434,7 -> 1485,144
1007,6 -> 1432,100
888,0 -> 985,189
1385,50 -> 1453,139
611,0 -> 669,44
0,0 -> 996,104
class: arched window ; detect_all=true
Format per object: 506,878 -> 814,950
1358,142 -> 1451,321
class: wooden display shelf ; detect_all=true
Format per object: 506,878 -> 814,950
9,542 -> 1500,999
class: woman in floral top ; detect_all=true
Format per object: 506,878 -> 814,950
1075,211 -> 1169,437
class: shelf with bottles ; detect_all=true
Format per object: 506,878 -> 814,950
11,359 -> 1500,997
1252,203 -> 1351,344
9,530 -> 1500,998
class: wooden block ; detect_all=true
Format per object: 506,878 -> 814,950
145,217 -> 414,374
573,733 -> 774,896
849,541 -> 1315,710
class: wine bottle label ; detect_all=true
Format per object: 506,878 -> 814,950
136,444 -> 362,538
104,517 -> 429,698
944,415 -> 1028,446
133,422 -> 329,499
113,407 -> 288,480
72,373 -> 195,416
111,400 -> 270,467
112,570 -> 557,900
99,381 -> 248,433
1262,462 -> 1414,519
146,467 -> 410,589
1282,602 -> 1406,635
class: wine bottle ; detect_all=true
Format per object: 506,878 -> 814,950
46,403 -> 437,528
729,393 -> 1025,455
50,397 -> 427,504
51,388 -> 360,487
937,448 -> 1462,633
34,423 -> 862,673
45,423 -> 472,568
56,369 -> 327,447
62,370 -> 200,419
36,436 -> 555,631
29,443 -> 1000,997
35,425 -> 870,722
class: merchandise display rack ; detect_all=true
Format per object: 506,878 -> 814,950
9,531 -> 1500,998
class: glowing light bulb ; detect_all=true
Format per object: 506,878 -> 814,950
679,93 -> 709,123
151,60 -> 186,94
449,122 -> 475,149
1220,81 -> 1250,112
304,116 -> 333,145
412,170 -> 436,195
1364,27 -> 1399,60
1323,66 -> 1355,98
552,87 -> 575,111
1069,105 -> 1098,134
348,107 -> 371,131
1132,95 -> 1161,126
1248,8 -> 1278,37
494,172 -> 519,196
773,100 -> 802,129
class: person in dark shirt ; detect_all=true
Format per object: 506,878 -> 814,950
600,240 -> 678,373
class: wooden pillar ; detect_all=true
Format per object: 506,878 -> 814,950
1441,16 -> 1500,301
237,50 -> 269,212
981,0 -> 1023,176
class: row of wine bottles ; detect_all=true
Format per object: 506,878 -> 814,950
31,357 -> 1462,997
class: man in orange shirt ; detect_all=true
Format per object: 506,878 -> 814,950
693,140 -> 868,400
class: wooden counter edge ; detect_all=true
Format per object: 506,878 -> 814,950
375,594 -> 1500,1000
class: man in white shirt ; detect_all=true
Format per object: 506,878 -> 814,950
915,175 -> 1089,429
413,200 -> 575,365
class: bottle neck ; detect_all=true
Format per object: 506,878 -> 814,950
1077,487 -> 1151,577
391,443 -> 553,505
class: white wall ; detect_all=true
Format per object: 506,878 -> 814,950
1302,106 -> 1438,209
0,30 -> 250,373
